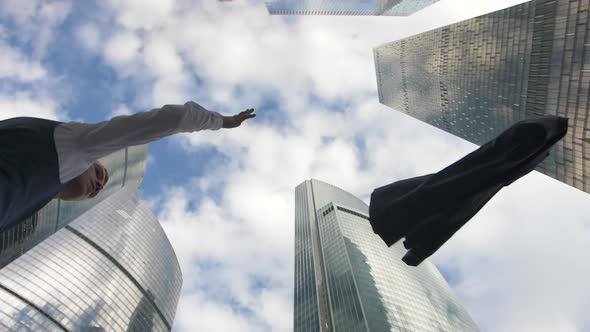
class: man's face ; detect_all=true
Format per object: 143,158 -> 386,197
60,162 -> 109,200
87,162 -> 109,198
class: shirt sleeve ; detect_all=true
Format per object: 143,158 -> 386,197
54,101 -> 223,183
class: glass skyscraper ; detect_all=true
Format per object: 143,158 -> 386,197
0,145 -> 148,268
0,186 -> 182,331
374,0 -> 590,194
265,0 -> 439,16
294,179 -> 478,331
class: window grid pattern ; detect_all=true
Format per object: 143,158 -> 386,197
70,189 -> 182,325
0,287 -> 63,331
265,0 -> 439,16
0,187 -> 181,331
317,204 -> 367,332
336,204 -> 478,331
295,179 -> 479,332
294,184 -> 322,332
530,0 -> 590,191
375,0 -> 589,194
0,145 -> 148,269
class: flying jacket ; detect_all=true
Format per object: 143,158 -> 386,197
369,115 -> 569,266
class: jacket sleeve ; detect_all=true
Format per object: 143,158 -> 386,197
54,101 -> 223,183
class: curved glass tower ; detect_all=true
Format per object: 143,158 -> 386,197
294,179 -> 478,332
0,186 -> 182,331
0,145 -> 148,268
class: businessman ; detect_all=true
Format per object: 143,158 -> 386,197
0,101 -> 255,232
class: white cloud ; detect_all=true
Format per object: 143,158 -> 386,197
107,104 -> 132,119
0,1 -> 70,123
435,172 -> 590,332
0,0 -> 39,23
103,31 -> 142,68
106,0 -> 175,30
76,23 -> 101,52
0,42 -> 46,82
175,293 -> 265,332
255,290 -> 293,332
35,1 -> 73,59
0,1 -> 72,59
172,6 -> 382,104
150,77 -> 194,106
159,186 -> 293,331
38,1 -> 71,25
143,39 -> 184,78
0,93 -> 61,121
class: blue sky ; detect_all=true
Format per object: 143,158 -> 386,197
1,0 -> 590,331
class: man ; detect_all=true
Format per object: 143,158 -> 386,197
0,101 -> 255,233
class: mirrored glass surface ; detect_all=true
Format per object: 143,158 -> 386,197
0,146 -> 148,268
266,0 -> 439,15
294,179 -> 479,331
375,0 -> 589,194
0,186 -> 180,332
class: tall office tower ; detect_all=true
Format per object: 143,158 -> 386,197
0,146 -> 148,268
0,186 -> 182,331
265,0 -> 439,16
294,179 -> 478,332
375,0 -> 590,193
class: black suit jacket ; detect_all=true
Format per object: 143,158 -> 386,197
369,116 -> 568,266
0,117 -> 64,233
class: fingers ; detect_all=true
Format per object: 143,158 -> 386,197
238,108 -> 255,116
237,108 -> 256,122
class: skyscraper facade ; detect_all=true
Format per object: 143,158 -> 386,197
0,186 -> 182,331
265,0 -> 439,16
375,0 -> 590,194
0,145 -> 148,268
294,179 -> 478,332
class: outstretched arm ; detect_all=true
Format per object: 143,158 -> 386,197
54,101 -> 256,183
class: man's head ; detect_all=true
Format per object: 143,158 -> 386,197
57,161 -> 109,201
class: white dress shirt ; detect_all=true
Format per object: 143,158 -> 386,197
54,101 -> 223,184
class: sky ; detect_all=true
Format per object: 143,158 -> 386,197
1,0 -> 590,331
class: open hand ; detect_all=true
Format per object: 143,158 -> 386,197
222,108 -> 256,128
